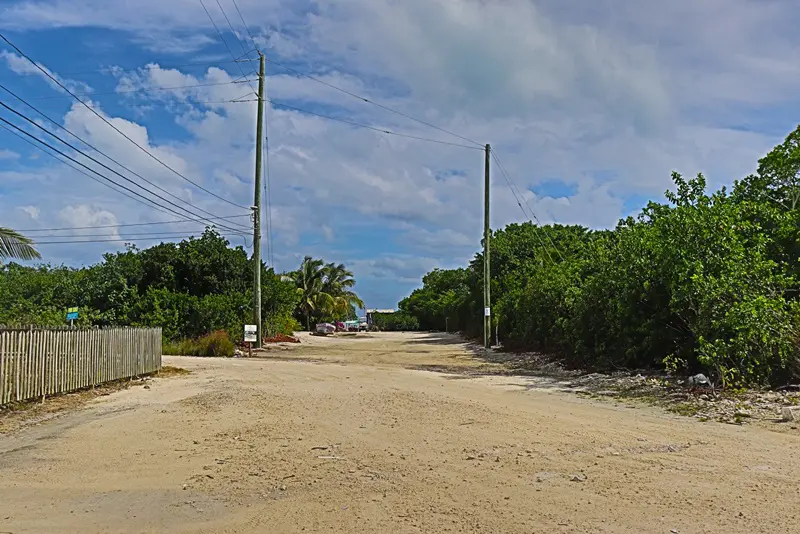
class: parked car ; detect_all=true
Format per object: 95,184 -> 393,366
316,323 -> 336,335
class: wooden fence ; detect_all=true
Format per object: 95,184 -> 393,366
0,327 -> 162,405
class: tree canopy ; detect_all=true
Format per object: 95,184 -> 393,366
399,126 -> 800,388
288,256 -> 365,329
0,229 -> 363,342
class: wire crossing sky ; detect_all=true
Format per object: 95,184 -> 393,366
2,0 -> 799,307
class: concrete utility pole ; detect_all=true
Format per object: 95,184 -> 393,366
483,143 -> 491,349
252,53 -> 265,348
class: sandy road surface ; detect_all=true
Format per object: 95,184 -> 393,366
1,332 -> 799,533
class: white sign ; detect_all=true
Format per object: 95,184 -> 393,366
484,307 -> 491,317
244,324 -> 257,343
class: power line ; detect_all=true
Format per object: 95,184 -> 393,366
24,78 -> 257,101
263,61 -> 274,267
0,85 -> 251,232
230,0 -> 261,53
268,97 -> 482,150
180,97 -> 258,105
199,0 -> 258,96
0,121 -> 186,220
491,150 -> 564,263
16,214 -> 251,233
252,56 -> 484,148
31,229 -> 247,239
233,0 -> 271,265
0,112 -> 246,232
0,31 -> 251,211
263,106 -> 273,267
215,0 -> 251,58
32,232 -> 247,245
47,58 -> 260,77
0,101 -> 249,234
0,113 -> 249,234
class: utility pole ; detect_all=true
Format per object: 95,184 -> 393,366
252,53 -> 265,348
483,143 -> 491,349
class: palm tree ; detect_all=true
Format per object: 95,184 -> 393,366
322,262 -> 365,320
0,227 -> 40,261
293,256 -> 331,330
289,258 -> 365,328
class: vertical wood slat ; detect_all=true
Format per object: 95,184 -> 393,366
19,330 -> 25,402
0,327 -> 161,405
15,331 -> 21,402
0,332 -> 5,404
51,330 -> 58,396
39,330 -> 45,400
18,330 -> 24,402
1,331 -> 6,404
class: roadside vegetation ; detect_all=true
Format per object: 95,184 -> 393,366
400,126 -> 800,388
0,230 -> 364,351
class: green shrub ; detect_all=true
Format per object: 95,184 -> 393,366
162,331 -> 235,357
265,313 -> 302,336
196,330 -> 235,357
372,312 -> 420,331
397,147 -> 800,387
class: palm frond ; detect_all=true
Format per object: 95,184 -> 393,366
0,227 -> 41,261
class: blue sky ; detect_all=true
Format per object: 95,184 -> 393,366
2,0 -> 800,308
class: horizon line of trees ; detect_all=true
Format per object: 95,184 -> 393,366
0,229 -> 364,342
398,125 -> 800,388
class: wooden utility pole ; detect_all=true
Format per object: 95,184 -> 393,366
483,143 -> 491,349
253,53 -> 265,348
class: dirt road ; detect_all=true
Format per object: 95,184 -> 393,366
1,332 -> 799,533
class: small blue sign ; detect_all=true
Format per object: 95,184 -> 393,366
66,307 -> 79,321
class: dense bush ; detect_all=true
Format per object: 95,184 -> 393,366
371,312 -> 420,331
265,314 -> 302,337
0,229 -> 300,341
163,330 -> 235,357
1,229 -> 365,345
399,127 -> 800,388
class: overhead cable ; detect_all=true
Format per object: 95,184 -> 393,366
250,56 -> 485,148
0,85 -> 251,231
0,114 -> 247,233
0,101 -> 249,233
0,31 -> 251,210
16,214 -> 251,233
268,98 -> 483,150
491,150 -> 564,262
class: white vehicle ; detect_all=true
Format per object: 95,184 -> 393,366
315,322 -> 336,335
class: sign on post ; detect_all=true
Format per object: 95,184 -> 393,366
244,324 -> 258,343
484,307 -> 491,317
66,307 -> 79,321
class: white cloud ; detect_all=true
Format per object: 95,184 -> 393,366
3,0 -> 800,306
321,224 -> 334,242
349,255 -> 446,284
1,50 -> 92,95
0,149 -> 20,161
59,205 -> 121,239
18,206 -> 39,220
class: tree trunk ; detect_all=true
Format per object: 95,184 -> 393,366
306,311 -> 311,331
